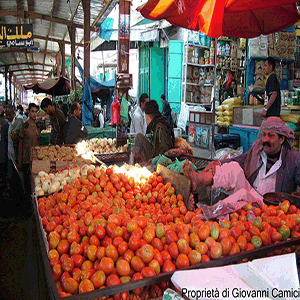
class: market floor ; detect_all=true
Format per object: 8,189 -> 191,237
0,190 -> 51,300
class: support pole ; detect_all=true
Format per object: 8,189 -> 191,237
82,0 -> 91,84
59,42 -> 66,78
68,24 -> 76,90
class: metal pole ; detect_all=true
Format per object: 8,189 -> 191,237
210,38 -> 217,206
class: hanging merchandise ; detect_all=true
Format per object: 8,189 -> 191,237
111,95 -> 121,124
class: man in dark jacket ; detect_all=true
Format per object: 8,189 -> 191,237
133,100 -> 174,162
183,117 -> 300,199
161,94 -> 173,127
0,106 -> 8,194
41,97 -> 66,145
64,102 -> 87,144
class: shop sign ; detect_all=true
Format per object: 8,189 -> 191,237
0,24 -> 33,48
141,29 -> 159,41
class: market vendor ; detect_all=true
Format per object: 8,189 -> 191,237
41,97 -> 66,145
183,117 -> 300,201
64,101 -> 87,145
132,100 -> 175,163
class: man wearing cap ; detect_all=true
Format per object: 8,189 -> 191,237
183,117 -> 300,203
133,100 -> 175,162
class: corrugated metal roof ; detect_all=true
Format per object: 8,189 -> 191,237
0,0 -> 117,87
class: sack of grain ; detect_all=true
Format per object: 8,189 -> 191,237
281,114 -> 299,124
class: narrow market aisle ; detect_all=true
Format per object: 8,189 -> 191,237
0,193 -> 51,299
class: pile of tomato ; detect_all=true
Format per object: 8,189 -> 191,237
37,167 -> 300,298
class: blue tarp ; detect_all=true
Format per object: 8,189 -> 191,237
100,18 -> 114,42
82,80 -> 93,126
75,59 -> 115,91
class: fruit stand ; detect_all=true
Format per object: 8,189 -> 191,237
30,141 -> 300,299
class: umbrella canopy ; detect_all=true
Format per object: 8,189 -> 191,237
139,0 -> 300,38
23,76 -> 71,96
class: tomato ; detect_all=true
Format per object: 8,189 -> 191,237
57,240 -> 70,256
229,243 -> 240,255
116,259 -> 130,277
278,225 -> 290,240
210,242 -> 222,259
220,238 -> 232,256
52,264 -> 63,281
140,244 -> 154,263
188,250 -> 202,265
198,225 -> 210,241
230,226 -> 242,240
280,200 -> 290,213
87,245 -> 98,262
168,242 -> 179,260
161,250 -> 172,262
99,257 -> 114,275
165,229 -> 178,244
71,255 -> 85,268
162,260 -> 176,273
204,237 -> 216,249
251,236 -> 262,248
128,236 -> 140,251
106,244 -> 119,262
177,239 -> 189,255
63,277 -> 79,294
237,235 -> 247,251
148,259 -> 161,275
131,256 -> 145,272
176,254 -> 190,269
260,231 -> 272,246
195,241 -> 208,255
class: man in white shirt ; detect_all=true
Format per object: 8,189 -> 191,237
183,117 -> 300,204
130,93 -> 149,135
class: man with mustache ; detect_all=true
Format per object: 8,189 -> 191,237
183,117 -> 300,203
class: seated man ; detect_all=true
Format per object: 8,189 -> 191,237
133,100 -> 175,162
183,117 -> 300,202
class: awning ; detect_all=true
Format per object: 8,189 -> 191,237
23,76 -> 70,96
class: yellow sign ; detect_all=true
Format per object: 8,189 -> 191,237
0,24 -> 33,48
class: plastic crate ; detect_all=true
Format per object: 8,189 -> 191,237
94,151 -> 130,164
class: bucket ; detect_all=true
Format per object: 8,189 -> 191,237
174,128 -> 182,138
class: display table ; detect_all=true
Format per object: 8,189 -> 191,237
39,126 -> 116,146
229,124 -> 259,152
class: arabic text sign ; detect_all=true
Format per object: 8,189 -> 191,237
0,24 -> 33,48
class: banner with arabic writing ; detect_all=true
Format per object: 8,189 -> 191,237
0,24 -> 33,48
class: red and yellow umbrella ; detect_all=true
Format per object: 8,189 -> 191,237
139,0 -> 300,38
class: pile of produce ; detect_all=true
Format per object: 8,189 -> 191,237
34,165 -> 95,196
32,145 -> 91,163
77,138 -> 128,155
36,165 -> 300,298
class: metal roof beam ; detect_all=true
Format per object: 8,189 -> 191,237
34,34 -> 83,47
0,10 -> 98,32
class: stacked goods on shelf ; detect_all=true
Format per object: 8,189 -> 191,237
268,31 -> 296,60
34,163 -> 300,298
216,98 -> 243,127
280,114 -> 300,150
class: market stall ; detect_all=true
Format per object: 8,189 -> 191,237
29,139 -> 300,298
39,126 -> 117,146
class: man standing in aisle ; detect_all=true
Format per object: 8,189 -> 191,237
130,93 -> 149,135
41,97 -> 66,145
5,105 -> 23,202
260,57 -> 281,118
18,103 -> 40,199
161,94 -> 173,128
64,102 -> 87,144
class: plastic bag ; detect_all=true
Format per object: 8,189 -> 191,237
214,147 -> 243,160
152,154 -> 172,167
167,158 -> 196,173
196,188 -> 263,221
177,103 -> 190,131
111,96 -> 121,124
